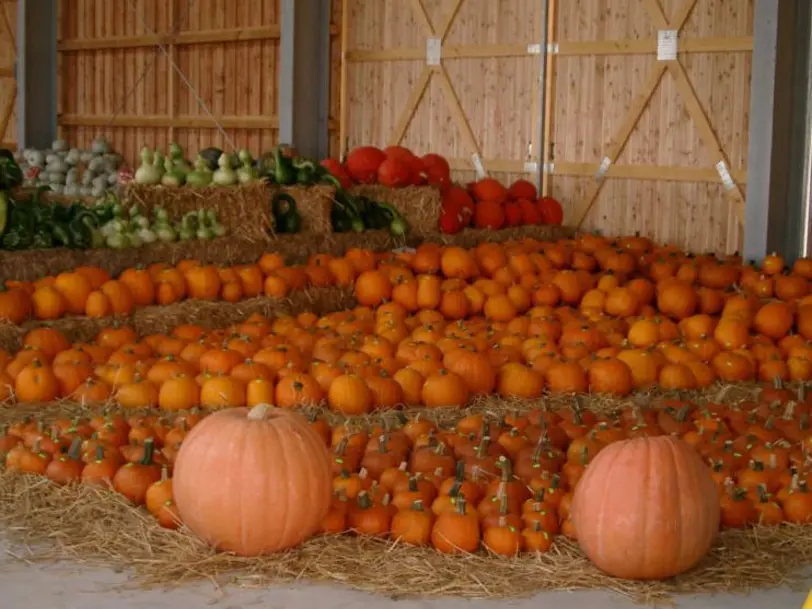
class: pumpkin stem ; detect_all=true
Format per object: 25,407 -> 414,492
799,383 -> 807,402
756,484 -> 770,504
455,495 -> 467,516
140,438 -> 156,466
160,464 -> 169,482
475,435 -> 491,459
498,493 -> 509,516
497,455 -> 513,482
454,459 -> 465,483
356,491 -> 372,510
67,436 -> 82,460
94,445 -> 105,462
411,499 -> 425,512
407,476 -> 418,493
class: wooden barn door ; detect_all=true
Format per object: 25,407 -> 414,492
339,0 -> 545,186
0,0 -> 17,149
544,0 -> 753,254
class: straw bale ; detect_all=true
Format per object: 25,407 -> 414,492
0,236 -> 275,283
424,225 -> 576,248
0,286 -> 355,352
275,185 -> 336,236
2,384 -> 812,604
121,182 -> 273,240
349,185 -> 442,237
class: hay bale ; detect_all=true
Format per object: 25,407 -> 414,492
10,187 -> 97,207
0,287 -> 356,352
121,182 -> 273,240
425,225 -> 576,248
275,185 -> 335,236
0,236 -> 273,283
132,287 -> 355,335
349,185 -> 442,237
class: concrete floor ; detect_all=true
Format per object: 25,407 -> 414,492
0,549 -> 808,609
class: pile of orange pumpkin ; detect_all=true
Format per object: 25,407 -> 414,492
2,382 -> 811,555
2,235 -> 812,410
0,251 -> 348,323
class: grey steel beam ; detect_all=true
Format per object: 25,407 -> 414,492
278,0 -> 332,160
16,0 -> 58,150
744,0 -> 811,263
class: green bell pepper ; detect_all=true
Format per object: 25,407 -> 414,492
273,147 -> 297,185
272,192 -> 302,234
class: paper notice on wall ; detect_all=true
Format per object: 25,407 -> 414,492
426,38 -> 442,66
657,30 -> 679,61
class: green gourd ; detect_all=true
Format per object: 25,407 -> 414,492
212,153 -> 238,186
134,147 -> 161,185
236,149 -> 258,184
161,158 -> 186,187
186,155 -> 213,188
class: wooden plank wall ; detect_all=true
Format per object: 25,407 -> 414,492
340,0 -> 544,187
0,0 -> 17,149
545,0 -> 753,254
329,0 -> 343,159
57,0 -> 281,165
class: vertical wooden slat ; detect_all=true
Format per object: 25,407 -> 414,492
338,0 -> 350,158
167,0 -> 177,143
541,0 -> 556,196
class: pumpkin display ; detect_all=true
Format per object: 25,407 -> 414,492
571,435 -> 720,580
172,404 -> 333,556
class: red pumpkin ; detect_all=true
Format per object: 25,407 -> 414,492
439,206 -> 465,234
421,153 -> 451,190
538,196 -> 564,225
384,146 -> 423,184
378,158 -> 413,188
474,200 -> 506,230
320,159 -> 352,189
508,179 -> 538,201
504,201 -> 522,226
572,436 -> 720,580
443,186 -> 475,225
471,178 -> 508,204
346,147 -> 386,184
518,199 -> 541,225
172,404 -> 333,556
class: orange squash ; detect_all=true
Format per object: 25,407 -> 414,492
572,435 -> 719,580
172,404 -> 332,556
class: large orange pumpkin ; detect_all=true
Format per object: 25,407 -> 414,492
172,404 -> 333,556
571,435 -> 719,580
